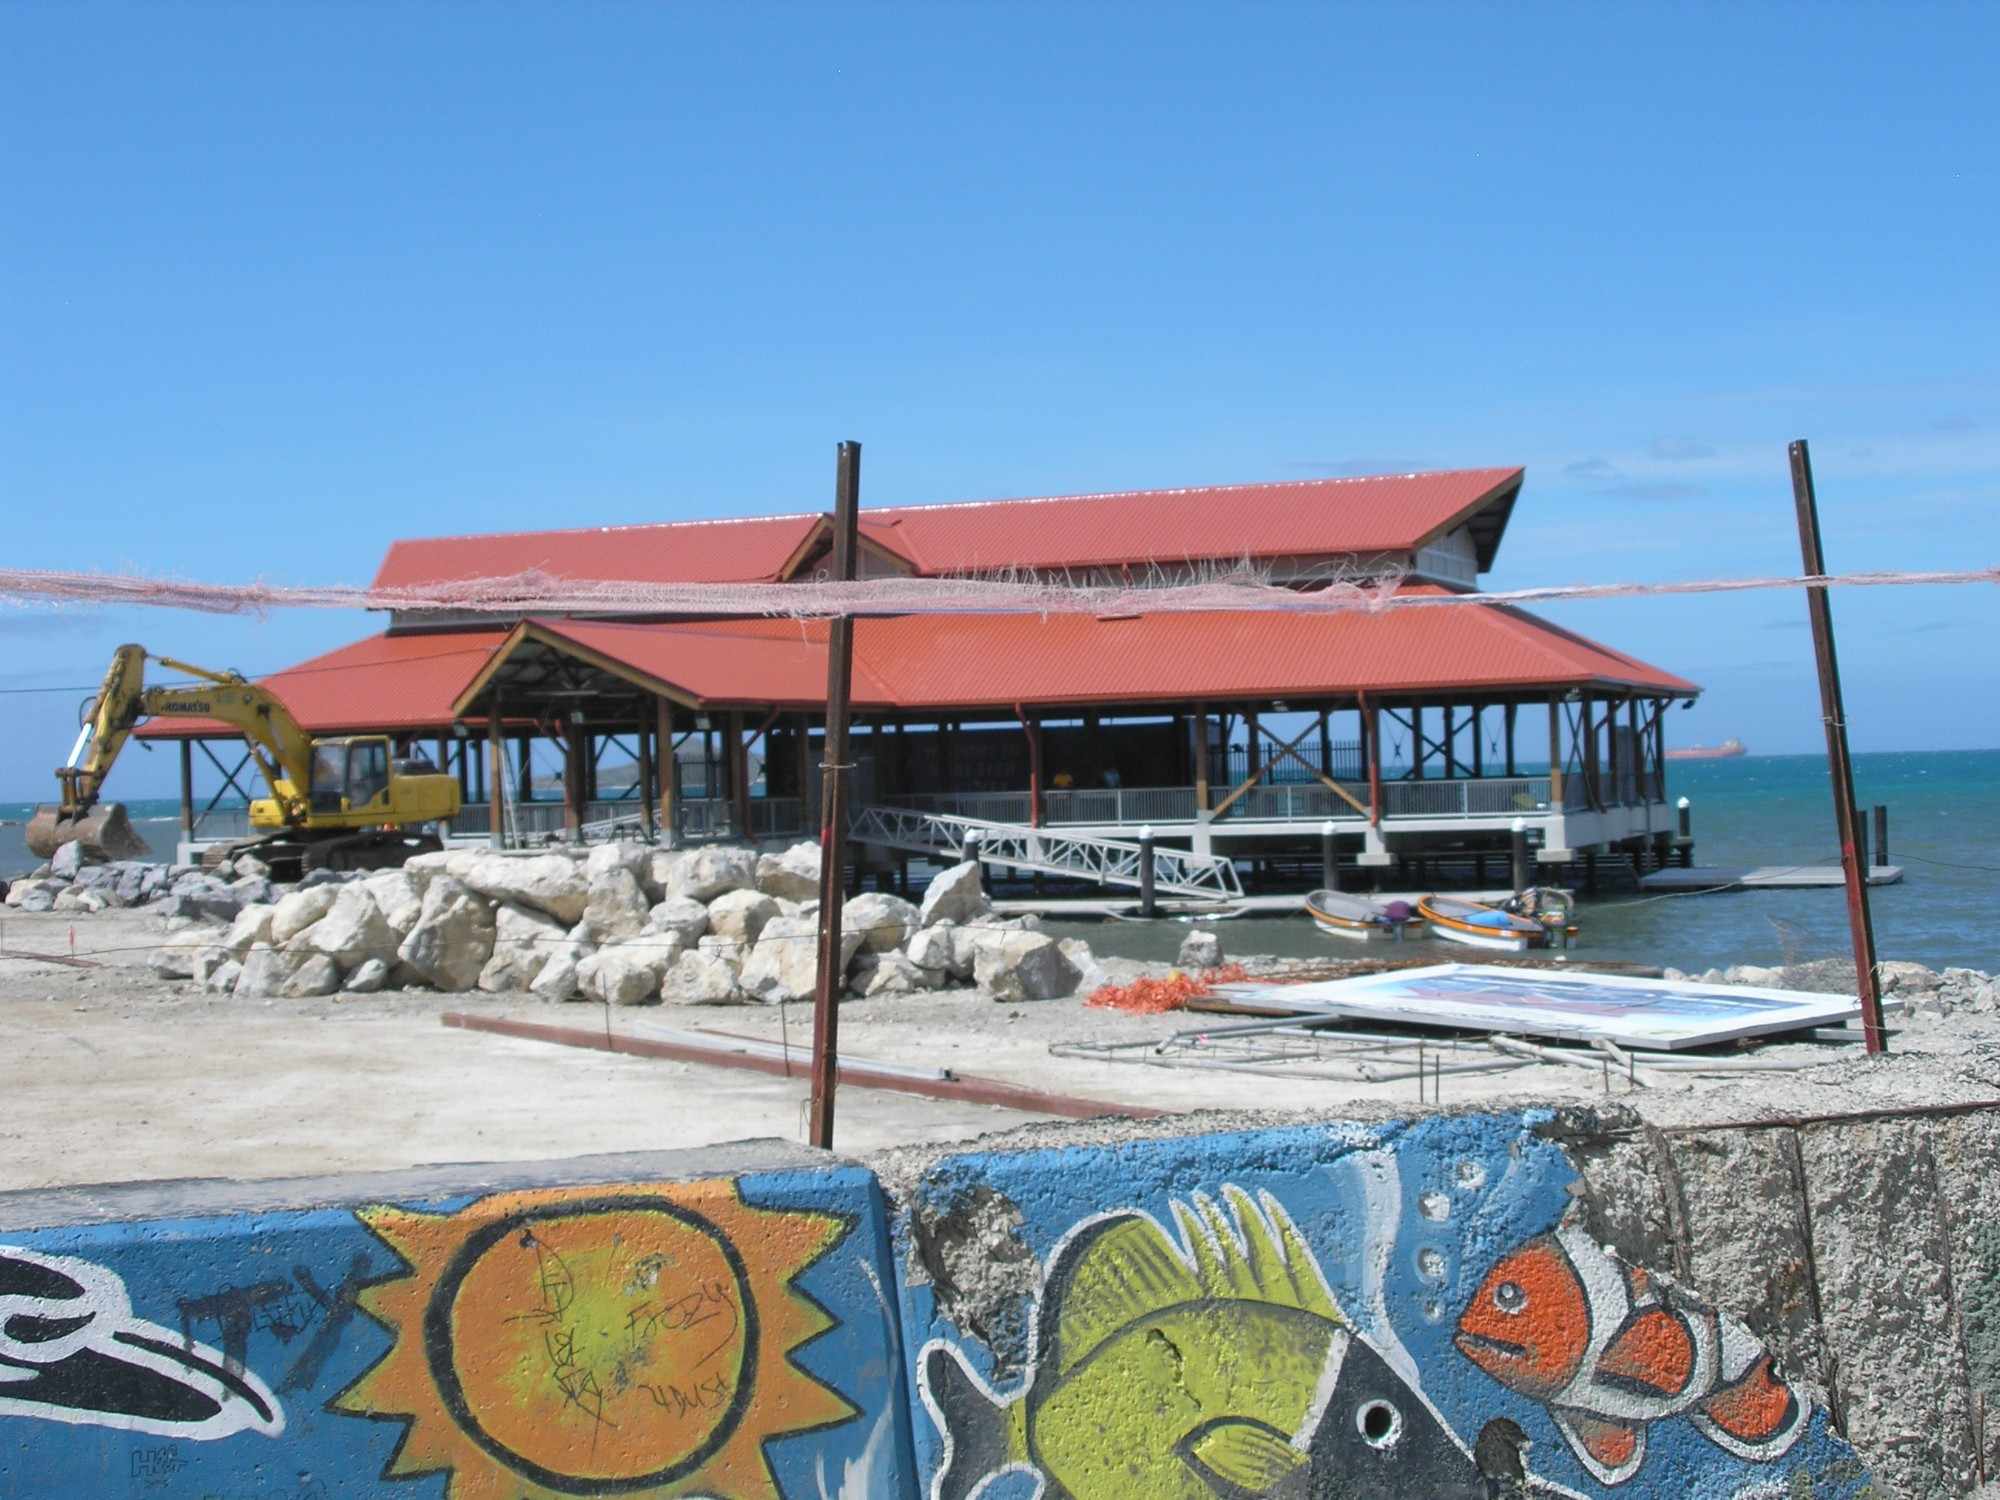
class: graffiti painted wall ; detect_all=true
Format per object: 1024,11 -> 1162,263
0,1116 -> 1886,1499
0,1147 -> 914,1499
892,1113 -> 1877,1500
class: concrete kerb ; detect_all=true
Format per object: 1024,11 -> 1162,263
0,1107 -> 1916,1499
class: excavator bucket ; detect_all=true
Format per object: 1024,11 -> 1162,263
24,803 -> 152,863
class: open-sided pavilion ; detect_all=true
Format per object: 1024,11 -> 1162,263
140,466 -> 1698,891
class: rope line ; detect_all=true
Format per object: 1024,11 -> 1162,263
0,564 -> 1993,622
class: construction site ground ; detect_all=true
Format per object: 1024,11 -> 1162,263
5,905 -> 1997,1193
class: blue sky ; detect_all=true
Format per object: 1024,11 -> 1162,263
2,1 -> 1995,801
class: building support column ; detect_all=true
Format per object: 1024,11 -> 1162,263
1018,706 -> 1043,827
1505,703 -> 1518,778
656,698 -> 677,845
178,740 -> 195,839
730,710 -> 751,838
1192,710 -> 1210,812
487,711 -> 505,848
1547,697 -> 1564,806
562,724 -> 584,836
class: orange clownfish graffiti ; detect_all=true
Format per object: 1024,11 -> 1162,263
1453,1223 -> 1807,1484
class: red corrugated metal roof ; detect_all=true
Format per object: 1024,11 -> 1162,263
502,589 -> 1694,714
373,468 -> 1523,590
372,513 -> 824,592
135,630 -> 508,739
858,468 -> 1524,575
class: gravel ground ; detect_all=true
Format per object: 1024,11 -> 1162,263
3,904 -> 1995,1192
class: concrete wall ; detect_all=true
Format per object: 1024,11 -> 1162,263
0,1109 -> 1930,1500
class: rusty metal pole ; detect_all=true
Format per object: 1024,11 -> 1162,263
809,441 -> 861,1149
1789,439 -> 1887,1053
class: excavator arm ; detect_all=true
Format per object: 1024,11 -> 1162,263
52,645 -> 316,823
28,644 -> 325,862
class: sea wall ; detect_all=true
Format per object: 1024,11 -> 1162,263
11,1105 -> 1978,1499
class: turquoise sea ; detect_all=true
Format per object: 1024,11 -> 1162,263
4,750 -> 1995,973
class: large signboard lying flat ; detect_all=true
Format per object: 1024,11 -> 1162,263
1216,962 -> 1865,1049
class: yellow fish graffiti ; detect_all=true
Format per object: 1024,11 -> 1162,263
919,1185 -> 1489,1500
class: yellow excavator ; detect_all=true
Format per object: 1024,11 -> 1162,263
27,644 -> 462,875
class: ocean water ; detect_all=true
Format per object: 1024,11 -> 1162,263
3,751 -> 1994,973
1047,750 -> 2000,976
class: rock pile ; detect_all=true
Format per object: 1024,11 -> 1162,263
5,852 -> 274,919
138,842 -> 1097,1007
1664,958 -> 1998,1020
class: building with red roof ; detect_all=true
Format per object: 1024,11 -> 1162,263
145,465 -> 1695,887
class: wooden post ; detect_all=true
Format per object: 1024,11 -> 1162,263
178,739 -> 195,839
636,714 -> 655,837
1411,705 -> 1424,780
1791,439 -> 1886,1053
1364,698 -> 1381,826
655,698 -> 676,843
1547,697 -> 1564,805
1193,710 -> 1210,811
1020,709 -> 1044,827
730,710 -> 751,837
809,441 -> 861,1150
1316,710 -> 1333,779
486,712 -> 504,848
1472,705 -> 1483,779
1504,702 -> 1517,778
561,724 -> 583,835
1581,696 -> 1600,810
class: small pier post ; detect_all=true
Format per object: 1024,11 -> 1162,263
1873,804 -> 1888,867
1510,817 -> 1530,894
1321,820 -> 1338,891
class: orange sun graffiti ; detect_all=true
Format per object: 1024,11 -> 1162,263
335,1179 -> 856,1499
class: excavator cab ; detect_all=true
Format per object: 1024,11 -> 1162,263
309,738 -> 392,814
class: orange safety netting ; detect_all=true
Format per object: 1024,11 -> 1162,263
1086,963 -> 1250,1015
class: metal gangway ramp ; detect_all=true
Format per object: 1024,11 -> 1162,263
849,805 -> 1244,902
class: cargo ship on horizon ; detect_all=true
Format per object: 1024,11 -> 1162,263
1665,737 -> 1748,761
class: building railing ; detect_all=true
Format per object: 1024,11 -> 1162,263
444,796 -> 811,845
883,775 -> 1644,827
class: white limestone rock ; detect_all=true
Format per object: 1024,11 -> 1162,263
224,903 -> 278,957
362,869 -> 423,936
582,868 -> 652,943
478,902 -> 571,992
918,861 -> 991,927
904,922 -> 957,976
190,946 -> 235,988
233,942 -> 307,999
445,851 -> 589,925
52,886 -> 109,914
395,876 -> 498,993
738,915 -> 862,1004
1177,930 -> 1224,970
844,891 -> 920,954
576,945 -> 664,1006
285,954 -> 345,998
304,885 -> 401,968
848,950 -> 940,998
148,928 -> 222,980
671,845 -> 758,903
203,958 -> 243,994
530,941 -> 593,1003
755,842 -> 822,902
5,879 -> 58,913
270,885 -> 340,945
975,931 -> 1081,1002
706,888 -> 780,947
1723,964 -> 1784,988
947,925 -> 992,982
696,933 -> 745,972
587,841 -> 660,899
342,957 -> 392,994
399,849 -> 455,895
646,896 -> 711,946
661,950 -> 745,1006
1058,938 -> 1111,996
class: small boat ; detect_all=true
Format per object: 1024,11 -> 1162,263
1305,889 -> 1415,941
1418,890 -> 1576,953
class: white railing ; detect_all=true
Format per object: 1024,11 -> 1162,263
850,805 -> 1243,901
